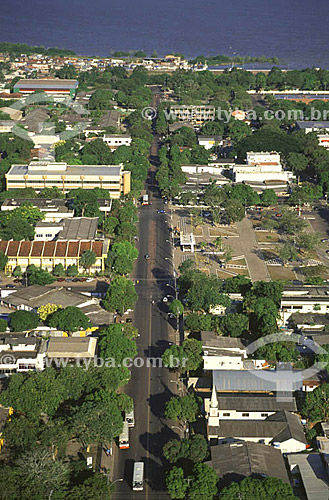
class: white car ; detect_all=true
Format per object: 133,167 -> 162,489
86,278 -> 94,283
162,297 -> 168,303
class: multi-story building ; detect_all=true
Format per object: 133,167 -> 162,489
0,239 -> 109,274
13,79 -> 79,99
169,105 -> 216,124
0,336 -> 46,377
232,151 -> 294,184
5,161 -> 131,197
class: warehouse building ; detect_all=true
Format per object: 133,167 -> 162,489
13,79 -> 79,99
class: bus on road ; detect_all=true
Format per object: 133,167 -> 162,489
132,461 -> 144,491
119,421 -> 129,449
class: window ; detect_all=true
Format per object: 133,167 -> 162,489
261,413 -> 268,417
242,413 -> 249,417
223,413 -> 230,417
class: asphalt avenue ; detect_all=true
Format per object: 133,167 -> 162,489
112,92 -> 178,499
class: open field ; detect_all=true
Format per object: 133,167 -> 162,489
268,266 -> 296,280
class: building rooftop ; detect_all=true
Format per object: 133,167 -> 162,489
212,369 -> 303,392
16,79 -> 79,89
297,121 -> 329,129
217,395 -> 297,412
206,441 -> 289,485
47,337 -> 97,358
7,163 -> 123,177
287,454 -> 329,500
217,411 -> 306,444
201,331 -> 246,351
0,239 -> 107,259
57,217 -> 98,240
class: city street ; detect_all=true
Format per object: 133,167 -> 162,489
111,93 -> 176,499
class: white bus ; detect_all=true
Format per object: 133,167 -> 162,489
125,408 -> 135,427
132,461 -> 144,491
119,421 -> 129,449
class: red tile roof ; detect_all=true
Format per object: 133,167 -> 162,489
8,241 -> 20,256
55,241 -> 67,257
43,241 -> 56,257
30,241 -> 44,257
18,241 -> 31,257
79,241 -> 91,255
92,241 -> 103,257
67,241 -> 79,257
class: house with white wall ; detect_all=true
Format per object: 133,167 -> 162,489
205,393 -> 297,421
208,403 -> 307,454
280,286 -> 329,324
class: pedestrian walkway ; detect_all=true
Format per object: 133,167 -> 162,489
231,217 -> 270,281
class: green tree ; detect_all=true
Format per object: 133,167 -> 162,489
256,340 -> 298,362
260,189 -> 278,206
108,241 -> 138,275
48,306 -> 91,334
66,264 -> 78,276
69,474 -> 111,500
12,265 -> 22,278
103,216 -> 119,235
217,313 -> 249,337
188,463 -> 218,500
98,325 -> 137,365
223,199 -> 245,223
219,476 -> 297,500
279,209 -> 308,235
286,152 -> 308,174
169,299 -> 184,318
28,267 -> 55,285
52,263 -> 65,276
296,232 -> 321,253
80,250 -> 97,274
0,318 -> 8,332
165,394 -> 200,423
0,250 -> 7,270
103,276 -> 138,315
10,310 -> 39,331
302,383 -> 329,422
166,467 -> 188,499
279,242 -> 298,265
15,448 -> 70,499
163,434 -> 208,464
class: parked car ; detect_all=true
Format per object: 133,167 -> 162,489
157,210 -> 166,214
57,278 -> 65,282
322,238 -> 329,242
79,277 -> 88,282
162,297 -> 168,303
72,278 -> 80,282
65,279 -> 73,282
126,318 -> 132,323
145,254 -> 150,260
86,278 -> 94,283
6,284 -> 16,289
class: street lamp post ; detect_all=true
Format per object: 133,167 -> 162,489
109,478 -> 124,487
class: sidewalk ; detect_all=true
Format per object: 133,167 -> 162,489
231,217 -> 270,281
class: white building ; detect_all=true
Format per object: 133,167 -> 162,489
0,336 -> 46,377
201,331 -> 247,371
1,198 -> 75,222
205,393 -> 297,421
198,136 -> 223,150
5,161 -> 131,197
280,286 -> 329,324
233,152 -> 293,184
209,408 -> 307,454
102,134 -> 132,150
